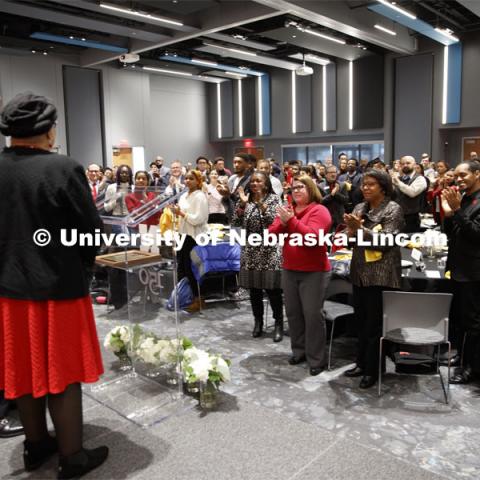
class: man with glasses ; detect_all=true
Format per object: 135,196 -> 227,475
86,163 -> 106,202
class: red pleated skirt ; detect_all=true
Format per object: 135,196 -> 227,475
0,296 -> 104,399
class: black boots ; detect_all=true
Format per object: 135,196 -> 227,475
23,436 -> 58,471
58,446 -> 109,479
273,319 -> 283,343
252,319 -> 263,338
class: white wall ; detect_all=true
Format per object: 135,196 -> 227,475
0,53 -> 78,153
148,74 -> 216,165
0,54 -> 217,168
100,65 -> 151,167
100,66 -> 218,168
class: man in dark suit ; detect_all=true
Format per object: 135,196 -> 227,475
319,165 -> 349,231
442,160 -> 480,384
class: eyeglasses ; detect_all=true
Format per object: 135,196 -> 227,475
88,169 -> 100,173
291,185 -> 306,191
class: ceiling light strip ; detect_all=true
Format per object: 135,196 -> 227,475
191,58 -> 218,67
322,65 -> 327,132
100,3 -> 183,26
217,84 -> 222,139
304,29 -> 346,45
203,43 -> 257,56
348,61 -> 354,130
374,24 -> 397,36
377,0 -> 416,20
442,46 -> 449,125
292,71 -> 296,134
435,28 -> 459,43
258,76 -> 263,136
238,79 -> 243,137
143,66 -> 192,76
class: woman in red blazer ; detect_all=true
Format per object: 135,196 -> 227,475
269,175 -> 332,376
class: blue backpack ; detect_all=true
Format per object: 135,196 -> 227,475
166,277 -> 193,311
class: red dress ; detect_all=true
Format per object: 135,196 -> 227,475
0,296 -> 104,399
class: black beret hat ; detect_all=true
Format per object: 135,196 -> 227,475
0,92 -> 57,138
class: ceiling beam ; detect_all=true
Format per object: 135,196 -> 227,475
251,0 -> 417,54
80,1 -> 284,67
0,0 -> 171,43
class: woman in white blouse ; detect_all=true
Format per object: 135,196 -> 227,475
103,165 -> 133,233
172,169 -> 209,312
204,170 -> 228,224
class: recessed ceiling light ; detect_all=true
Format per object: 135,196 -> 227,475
304,29 -> 346,45
434,27 -> 459,42
100,3 -> 183,26
377,0 -> 417,20
191,58 -> 218,67
31,49 -> 36,53
81,38 -> 86,41
143,66 -> 193,76
69,35 -> 74,40
204,42 -> 257,56
374,24 -> 397,36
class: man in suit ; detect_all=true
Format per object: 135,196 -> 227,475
218,153 -> 252,222
442,160 -> 480,384
392,156 -> 428,233
319,165 -> 349,231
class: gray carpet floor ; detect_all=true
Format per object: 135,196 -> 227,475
3,296 -> 479,480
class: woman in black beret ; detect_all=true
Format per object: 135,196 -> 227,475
0,93 -> 108,478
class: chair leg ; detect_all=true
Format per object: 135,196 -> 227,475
446,341 -> 451,404
438,343 -> 449,405
378,337 -> 384,397
264,296 -> 269,330
328,320 -> 335,371
197,281 -> 202,312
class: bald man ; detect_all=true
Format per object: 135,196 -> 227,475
392,156 -> 428,233
86,163 -> 106,201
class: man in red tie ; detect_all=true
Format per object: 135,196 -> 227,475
86,164 -> 101,201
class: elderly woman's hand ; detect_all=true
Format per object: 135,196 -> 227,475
343,213 -> 363,234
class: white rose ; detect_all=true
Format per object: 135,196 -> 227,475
190,358 -> 210,382
216,357 -> 231,382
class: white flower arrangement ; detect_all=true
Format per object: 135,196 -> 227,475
182,347 -> 231,386
103,324 -> 145,358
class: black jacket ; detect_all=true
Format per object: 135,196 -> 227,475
444,189 -> 480,282
0,147 -> 102,300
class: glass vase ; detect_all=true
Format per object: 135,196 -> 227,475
116,352 -> 133,372
164,363 -> 180,385
144,363 -> 162,378
199,380 -> 218,409
185,381 -> 200,394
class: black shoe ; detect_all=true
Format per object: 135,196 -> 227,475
24,436 -> 58,471
450,367 -> 476,384
252,320 -> 263,338
359,376 -> 377,389
273,323 -> 283,343
58,446 -> 109,479
0,416 -> 24,439
440,353 -> 461,367
344,366 -> 364,378
288,355 -> 306,365
310,366 -> 325,376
